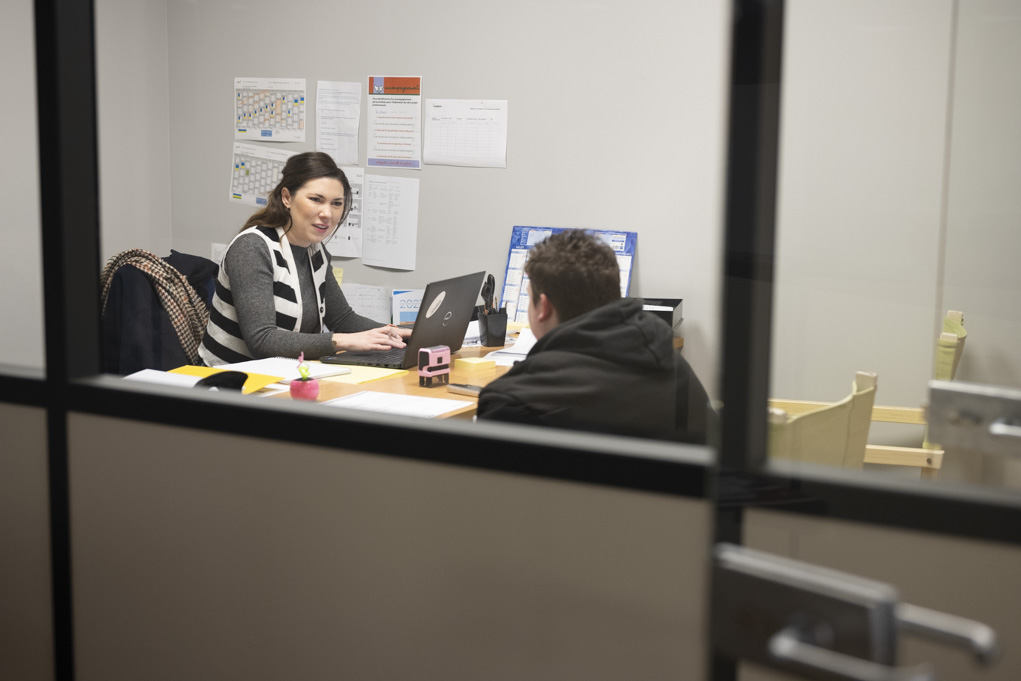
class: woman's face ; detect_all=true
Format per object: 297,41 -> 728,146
280,177 -> 346,247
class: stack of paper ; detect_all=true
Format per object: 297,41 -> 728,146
324,391 -> 472,417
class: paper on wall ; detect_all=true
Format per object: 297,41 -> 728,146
366,75 -> 422,169
316,80 -> 361,166
362,174 -> 419,270
330,166 -> 364,258
234,76 -> 306,142
340,282 -> 392,325
424,99 -> 508,168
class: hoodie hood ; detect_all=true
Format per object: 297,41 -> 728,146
534,297 -> 675,372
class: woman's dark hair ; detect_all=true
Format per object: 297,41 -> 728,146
239,151 -> 352,237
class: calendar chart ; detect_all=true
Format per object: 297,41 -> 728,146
229,143 -> 296,207
234,77 -> 306,142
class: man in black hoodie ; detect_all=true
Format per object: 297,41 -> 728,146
476,230 -> 709,443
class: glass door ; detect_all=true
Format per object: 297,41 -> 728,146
711,1 -> 1021,680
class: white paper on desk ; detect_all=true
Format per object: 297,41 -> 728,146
484,327 -> 536,366
123,369 -> 202,388
362,174 -> 419,270
331,166 -> 364,258
234,76 -> 306,142
316,81 -> 360,166
324,391 -> 472,417
423,99 -> 507,168
340,282 -> 391,325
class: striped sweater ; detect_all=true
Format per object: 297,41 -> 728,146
199,225 -> 330,366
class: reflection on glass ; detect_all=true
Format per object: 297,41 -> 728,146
770,0 -> 1021,490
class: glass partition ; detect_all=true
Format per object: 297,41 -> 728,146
769,0 -> 1021,489
90,0 -> 728,448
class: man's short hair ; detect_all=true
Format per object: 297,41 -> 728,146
525,230 -> 620,322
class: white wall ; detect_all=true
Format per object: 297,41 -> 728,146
772,0 -> 953,411
942,0 -> 1021,389
770,1 -> 1021,457
161,0 -> 730,396
0,0 -> 45,369
96,0 -> 174,261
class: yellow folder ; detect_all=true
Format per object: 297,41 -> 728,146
169,365 -> 284,394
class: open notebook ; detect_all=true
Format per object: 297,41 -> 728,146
215,357 -> 350,384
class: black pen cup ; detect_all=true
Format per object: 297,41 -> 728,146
479,309 -> 508,347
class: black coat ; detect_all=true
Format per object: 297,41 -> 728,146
477,298 -> 709,443
101,251 -> 217,375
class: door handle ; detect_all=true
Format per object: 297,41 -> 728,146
896,603 -> 998,663
769,627 -> 931,681
928,381 -> 1021,457
989,417 -> 1021,440
713,544 -> 999,680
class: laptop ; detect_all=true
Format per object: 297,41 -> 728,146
321,271 -> 486,369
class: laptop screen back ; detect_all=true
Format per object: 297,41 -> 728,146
400,271 -> 485,365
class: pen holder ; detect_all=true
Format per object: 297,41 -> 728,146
478,308 -> 508,347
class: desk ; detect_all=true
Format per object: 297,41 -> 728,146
267,335 -> 684,418
268,346 -> 510,418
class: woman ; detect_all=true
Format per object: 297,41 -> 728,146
200,152 -> 408,366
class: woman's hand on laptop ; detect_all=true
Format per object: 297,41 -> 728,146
332,327 -> 407,352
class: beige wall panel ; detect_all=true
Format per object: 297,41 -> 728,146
0,403 -> 54,681
742,508 -> 1021,681
69,413 -> 710,681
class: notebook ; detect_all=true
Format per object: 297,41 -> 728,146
322,271 -> 486,369
215,356 -> 351,384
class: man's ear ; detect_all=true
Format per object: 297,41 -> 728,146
537,293 -> 556,323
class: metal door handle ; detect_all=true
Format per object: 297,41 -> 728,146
770,627 -> 932,681
896,603 -> 999,663
989,417 -> 1021,440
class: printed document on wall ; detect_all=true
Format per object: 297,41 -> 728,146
424,99 -> 507,168
234,77 -> 306,142
362,174 -> 419,270
229,143 -> 296,206
340,282 -> 391,323
331,166 -> 364,258
366,75 -> 422,169
316,81 -> 361,166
